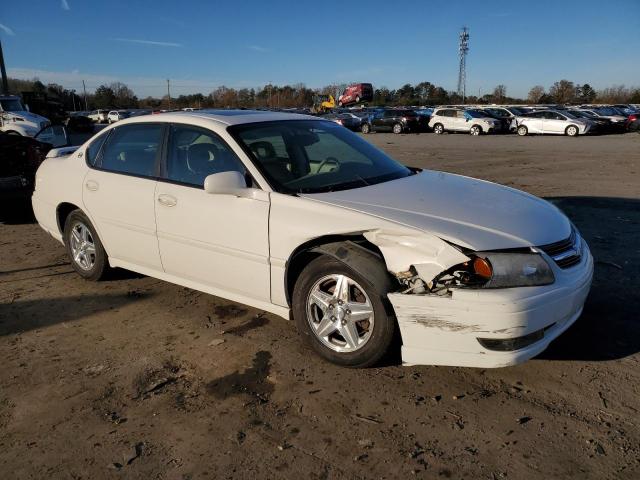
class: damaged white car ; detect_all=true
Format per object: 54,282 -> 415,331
32,111 -> 593,368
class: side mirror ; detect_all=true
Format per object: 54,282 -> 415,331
204,171 -> 254,198
35,124 -> 70,148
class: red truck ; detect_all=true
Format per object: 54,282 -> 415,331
338,83 -> 373,106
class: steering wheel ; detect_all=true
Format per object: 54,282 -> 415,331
317,156 -> 340,173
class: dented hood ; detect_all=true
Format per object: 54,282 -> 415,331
302,170 -> 571,251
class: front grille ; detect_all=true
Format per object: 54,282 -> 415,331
539,229 -> 582,269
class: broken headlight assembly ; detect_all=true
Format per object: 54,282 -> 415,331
432,252 -> 555,291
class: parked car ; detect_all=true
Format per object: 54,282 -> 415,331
576,108 -> 626,129
361,109 -> 428,134
429,108 -> 501,135
321,113 -> 362,131
568,110 -> 615,134
88,109 -> 109,124
514,110 -> 592,136
626,112 -> 640,132
31,110 -> 593,368
338,83 -> 374,107
0,95 -> 51,137
65,112 -> 95,133
1,125 -> 69,203
107,110 -> 130,124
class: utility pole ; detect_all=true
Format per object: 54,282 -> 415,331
71,90 -> 77,111
82,79 -> 88,110
0,41 -> 9,95
167,79 -> 171,108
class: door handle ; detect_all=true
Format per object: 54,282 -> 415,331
157,194 -> 177,207
85,180 -> 99,191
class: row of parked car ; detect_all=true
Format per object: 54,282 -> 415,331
320,104 -> 640,136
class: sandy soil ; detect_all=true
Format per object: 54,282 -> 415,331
1,132 -> 639,479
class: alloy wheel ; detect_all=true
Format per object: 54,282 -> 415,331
306,274 -> 375,353
69,221 -> 97,271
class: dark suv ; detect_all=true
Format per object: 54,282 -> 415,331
361,109 -> 428,134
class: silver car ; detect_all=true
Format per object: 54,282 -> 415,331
515,110 -> 592,137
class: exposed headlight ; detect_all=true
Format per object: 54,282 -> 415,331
476,253 -> 555,288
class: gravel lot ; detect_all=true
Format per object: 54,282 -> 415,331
1,132 -> 639,479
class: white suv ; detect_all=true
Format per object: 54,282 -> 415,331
429,108 -> 500,135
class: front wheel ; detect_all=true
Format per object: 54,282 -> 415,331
470,125 -> 482,135
361,123 -> 371,134
64,210 -> 110,281
433,123 -> 444,134
292,256 -> 395,368
517,125 -> 528,136
392,123 -> 403,134
566,125 -> 579,136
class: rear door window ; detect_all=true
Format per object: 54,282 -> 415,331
98,124 -> 164,177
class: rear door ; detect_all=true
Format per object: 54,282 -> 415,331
82,123 -> 165,271
524,112 -> 544,133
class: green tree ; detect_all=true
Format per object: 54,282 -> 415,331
576,84 -> 596,103
549,80 -> 576,104
92,85 -> 116,109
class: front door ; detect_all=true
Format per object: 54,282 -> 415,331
154,124 -> 271,302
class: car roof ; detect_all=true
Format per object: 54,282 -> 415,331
114,109 -> 319,127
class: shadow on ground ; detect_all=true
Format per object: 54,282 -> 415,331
0,292 -> 154,336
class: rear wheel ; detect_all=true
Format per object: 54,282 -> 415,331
517,125 -> 528,136
361,123 -> 371,134
64,210 -> 109,281
392,123 -> 403,134
433,123 -> 444,134
470,125 -> 482,135
293,256 -> 395,368
566,125 -> 579,136
355,95 -> 361,103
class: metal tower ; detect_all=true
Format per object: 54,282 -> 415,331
457,27 -> 469,101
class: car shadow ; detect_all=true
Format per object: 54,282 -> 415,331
0,292 -> 155,336
537,196 -> 640,362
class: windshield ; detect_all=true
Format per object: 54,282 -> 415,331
562,110 -> 577,119
229,120 -> 412,194
465,110 -> 486,118
0,98 -> 26,112
594,107 -> 618,116
486,108 -> 509,117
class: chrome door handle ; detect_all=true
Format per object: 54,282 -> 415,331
157,194 -> 177,207
85,180 -> 99,191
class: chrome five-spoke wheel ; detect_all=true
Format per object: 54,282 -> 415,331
69,221 -> 97,271
306,274 -> 374,353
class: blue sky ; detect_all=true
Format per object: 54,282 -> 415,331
1,0 -> 639,98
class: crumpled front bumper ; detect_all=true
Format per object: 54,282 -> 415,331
389,242 -> 594,368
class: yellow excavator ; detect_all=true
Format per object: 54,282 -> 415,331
311,94 -> 335,114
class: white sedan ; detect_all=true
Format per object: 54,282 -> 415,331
32,111 -> 593,368
514,110 -> 592,136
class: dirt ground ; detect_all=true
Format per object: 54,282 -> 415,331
1,132 -> 639,479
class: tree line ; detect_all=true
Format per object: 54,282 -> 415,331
6,76 -> 640,111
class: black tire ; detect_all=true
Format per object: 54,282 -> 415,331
392,123 -> 403,134
361,123 -> 371,134
470,124 -> 482,135
517,125 -> 528,136
355,95 -> 360,103
433,123 -> 445,134
565,125 -> 579,137
292,255 -> 396,368
63,209 -> 110,281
